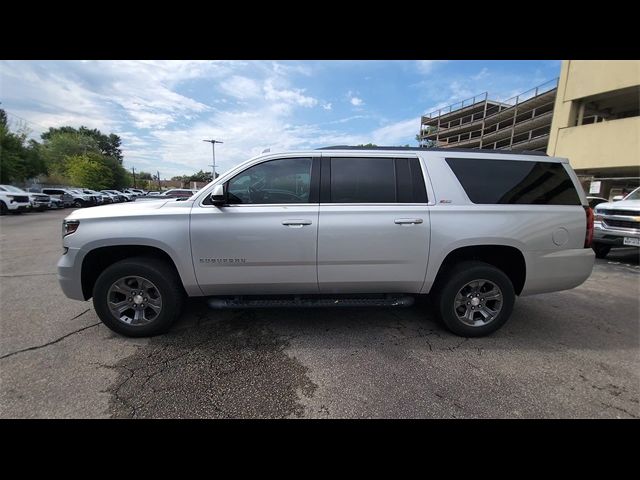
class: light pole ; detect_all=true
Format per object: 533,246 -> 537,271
203,139 -> 223,181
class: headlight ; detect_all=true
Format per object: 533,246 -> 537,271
63,219 -> 80,236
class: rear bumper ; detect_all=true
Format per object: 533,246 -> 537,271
521,248 -> 595,296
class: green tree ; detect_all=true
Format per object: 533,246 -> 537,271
189,170 -> 213,183
40,126 -> 130,188
42,126 -> 123,163
0,109 -> 47,183
40,131 -> 101,176
65,153 -> 114,190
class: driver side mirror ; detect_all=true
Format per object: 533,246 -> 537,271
209,184 -> 226,206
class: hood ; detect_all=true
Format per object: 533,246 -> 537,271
66,198 -> 179,220
594,199 -> 640,211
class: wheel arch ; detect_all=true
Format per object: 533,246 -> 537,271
81,244 -> 191,300
429,244 -> 527,295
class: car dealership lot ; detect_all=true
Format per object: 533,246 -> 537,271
1,208 -> 638,418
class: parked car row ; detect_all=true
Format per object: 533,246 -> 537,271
0,185 -> 148,215
1,184 -> 201,215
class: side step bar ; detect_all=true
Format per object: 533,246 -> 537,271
207,295 -> 415,309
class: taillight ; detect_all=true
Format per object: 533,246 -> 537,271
584,206 -> 594,248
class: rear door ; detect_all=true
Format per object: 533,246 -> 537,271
317,155 -> 431,294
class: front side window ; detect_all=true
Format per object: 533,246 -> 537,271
227,158 -> 312,204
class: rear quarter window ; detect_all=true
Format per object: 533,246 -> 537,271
445,158 -> 581,205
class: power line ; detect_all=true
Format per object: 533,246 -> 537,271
2,109 -> 50,132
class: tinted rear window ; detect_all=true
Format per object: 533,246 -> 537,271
328,157 -> 428,203
446,158 -> 581,205
330,157 -> 396,203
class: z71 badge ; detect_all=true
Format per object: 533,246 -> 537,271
199,258 -> 246,264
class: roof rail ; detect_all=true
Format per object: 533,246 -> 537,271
316,146 -> 548,156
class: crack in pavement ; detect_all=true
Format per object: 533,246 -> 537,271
0,309 -> 98,360
0,272 -> 57,278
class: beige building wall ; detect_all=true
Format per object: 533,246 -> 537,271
548,60 -> 640,172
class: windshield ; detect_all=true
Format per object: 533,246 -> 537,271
3,185 -> 26,193
624,187 -> 640,200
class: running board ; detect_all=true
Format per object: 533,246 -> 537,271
207,295 -> 415,309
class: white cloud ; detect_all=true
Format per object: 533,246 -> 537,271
472,68 -> 489,80
0,60 -> 421,179
219,76 -> 262,100
263,80 -> 318,107
416,60 -> 447,74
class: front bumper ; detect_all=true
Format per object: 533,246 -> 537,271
593,222 -> 640,246
57,247 -> 86,300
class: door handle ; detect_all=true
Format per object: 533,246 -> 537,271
394,218 -> 423,225
282,219 -> 312,227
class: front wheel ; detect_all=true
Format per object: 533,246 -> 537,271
434,261 -> 515,337
93,257 -> 185,337
0,201 -> 7,215
592,243 -> 611,259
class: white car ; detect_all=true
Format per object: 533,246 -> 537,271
0,185 -> 32,215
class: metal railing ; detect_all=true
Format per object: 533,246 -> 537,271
419,78 -> 560,150
422,92 -> 489,121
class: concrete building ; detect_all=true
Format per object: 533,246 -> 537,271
547,60 -> 640,200
418,79 -> 558,152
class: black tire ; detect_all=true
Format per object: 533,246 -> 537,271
74,199 -> 83,208
592,243 -> 611,259
433,260 -> 515,337
0,201 -> 7,215
93,257 -> 185,337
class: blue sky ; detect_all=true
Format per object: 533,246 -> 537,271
0,60 -> 560,178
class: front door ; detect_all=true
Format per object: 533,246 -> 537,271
190,156 -> 320,295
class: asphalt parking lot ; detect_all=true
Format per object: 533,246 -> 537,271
1,208 -> 638,418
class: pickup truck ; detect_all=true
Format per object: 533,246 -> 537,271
592,187 -> 640,258
0,185 -> 32,214
57,147 -> 595,338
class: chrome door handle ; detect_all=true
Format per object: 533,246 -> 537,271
394,218 -> 423,225
282,219 -> 312,227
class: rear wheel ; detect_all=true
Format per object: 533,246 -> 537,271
433,261 -> 515,337
93,257 -> 185,337
592,243 -> 611,259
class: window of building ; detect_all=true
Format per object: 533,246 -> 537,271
573,85 -> 640,126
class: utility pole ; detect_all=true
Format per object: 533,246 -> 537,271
157,170 -> 161,191
203,139 -> 223,181
131,166 -> 136,188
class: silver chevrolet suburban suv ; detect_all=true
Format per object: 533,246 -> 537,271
57,147 -> 595,338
